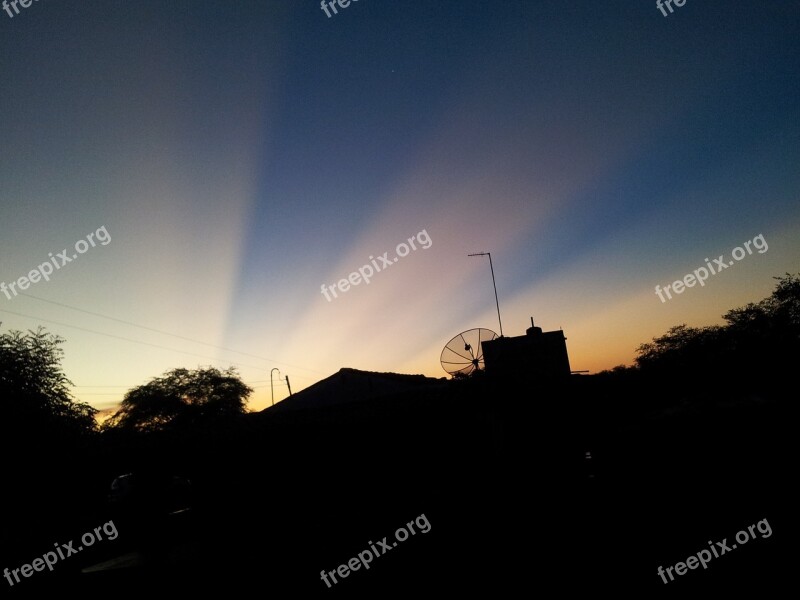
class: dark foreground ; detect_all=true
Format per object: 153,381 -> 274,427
3,374 -> 795,596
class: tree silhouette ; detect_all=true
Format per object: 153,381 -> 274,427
0,326 -> 97,443
720,272 -> 800,382
635,324 -> 724,379
602,273 -> 800,389
104,366 -> 252,432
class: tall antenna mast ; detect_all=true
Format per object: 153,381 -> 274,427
467,251 -> 503,337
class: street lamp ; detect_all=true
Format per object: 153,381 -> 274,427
270,368 -> 281,406
468,251 -> 503,337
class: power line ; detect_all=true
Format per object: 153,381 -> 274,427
0,308 -> 274,373
2,299 -> 324,399
15,292 -> 327,377
72,385 -> 136,388
2,318 -> 318,389
79,379 -> 289,390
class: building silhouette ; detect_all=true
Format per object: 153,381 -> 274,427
481,318 -> 571,379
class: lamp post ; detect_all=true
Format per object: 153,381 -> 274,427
468,251 -> 503,337
270,368 -> 281,406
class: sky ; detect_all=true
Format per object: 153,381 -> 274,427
1,0 -> 798,414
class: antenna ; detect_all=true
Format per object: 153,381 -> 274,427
440,328 -> 498,377
468,252 -> 503,337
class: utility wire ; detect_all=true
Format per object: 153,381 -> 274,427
0,308 -> 276,373
15,292 -> 326,377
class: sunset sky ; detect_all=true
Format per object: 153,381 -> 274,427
1,0 -> 798,414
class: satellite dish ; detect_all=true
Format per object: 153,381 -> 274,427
440,328 -> 498,377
